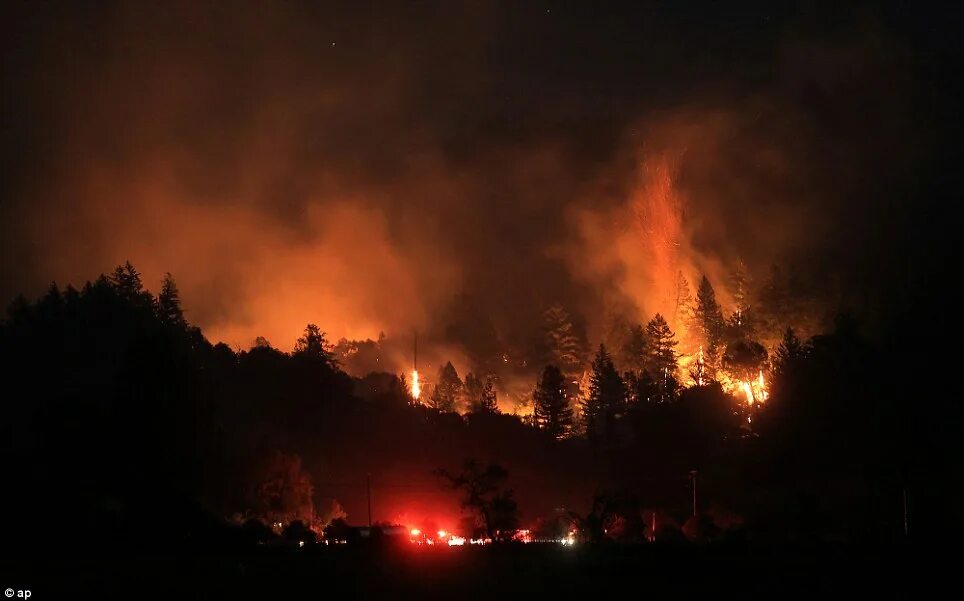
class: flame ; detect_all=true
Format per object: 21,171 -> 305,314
757,370 -> 769,402
741,381 -> 754,406
411,369 -> 421,400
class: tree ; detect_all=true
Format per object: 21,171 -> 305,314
723,339 -> 768,382
109,261 -> 152,306
293,324 -> 336,367
644,314 -> 680,403
464,372 -> 498,413
533,365 -> 574,439
728,261 -> 751,329
645,314 -> 678,379
256,451 -> 314,526
436,459 -> 519,541
157,273 -> 185,326
621,324 -> 647,375
428,361 -> 463,412
673,271 -> 696,340
625,370 -> 657,405
543,305 -> 584,377
694,275 -> 726,348
582,345 -> 626,442
773,326 -> 807,376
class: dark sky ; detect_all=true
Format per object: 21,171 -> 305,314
1,1 -> 959,362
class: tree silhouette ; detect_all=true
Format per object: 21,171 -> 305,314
436,459 -> 519,542
293,324 -> 336,367
773,326 -> 807,376
582,345 -> 626,442
464,372 -> 498,413
533,365 -> 573,439
157,273 -> 186,327
695,275 -> 726,348
428,361 -> 463,412
543,305 -> 584,377
621,324 -> 647,375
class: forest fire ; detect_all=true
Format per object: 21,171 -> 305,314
411,370 -> 421,400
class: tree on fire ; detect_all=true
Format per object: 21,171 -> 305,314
673,271 -> 696,342
533,365 -> 574,439
436,459 -> 519,542
723,340 -> 768,382
727,261 -> 753,339
582,345 -> 626,442
543,305 -> 585,377
428,361 -> 463,412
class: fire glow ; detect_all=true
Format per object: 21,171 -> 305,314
411,370 -> 421,400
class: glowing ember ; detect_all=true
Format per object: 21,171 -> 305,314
411,370 -> 421,400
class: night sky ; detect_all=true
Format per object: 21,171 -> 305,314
2,1 -> 959,356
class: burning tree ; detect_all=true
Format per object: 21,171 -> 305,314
672,270 -> 696,342
543,305 -> 585,378
436,459 -> 519,542
533,365 -> 574,439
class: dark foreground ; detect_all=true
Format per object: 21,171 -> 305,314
4,542 -> 951,599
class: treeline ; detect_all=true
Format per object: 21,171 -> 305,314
0,263 -> 949,548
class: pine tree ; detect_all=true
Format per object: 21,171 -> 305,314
157,273 -> 186,326
773,326 -> 807,376
645,314 -> 678,379
464,372 -> 498,413
428,361 -> 463,412
645,313 -> 680,403
727,261 -> 756,340
532,365 -> 573,440
673,271 -> 696,338
582,345 -> 626,442
109,261 -> 150,305
621,324 -> 647,375
694,275 -> 726,348
293,324 -> 336,367
543,305 -> 584,377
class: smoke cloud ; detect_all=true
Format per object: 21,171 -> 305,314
1,2 -> 934,367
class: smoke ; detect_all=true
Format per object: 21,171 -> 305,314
1,2 -> 934,363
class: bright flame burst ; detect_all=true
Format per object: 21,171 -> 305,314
737,370 -> 769,406
411,370 -> 421,400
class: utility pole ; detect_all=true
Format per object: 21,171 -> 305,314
366,472 -> 373,527
689,470 -> 698,517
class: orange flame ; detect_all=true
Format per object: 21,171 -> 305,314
411,370 -> 421,400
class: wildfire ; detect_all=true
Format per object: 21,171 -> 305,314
741,381 -> 754,406
411,369 -> 421,400
736,370 -> 769,406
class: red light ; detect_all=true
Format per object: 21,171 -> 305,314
410,528 -> 421,536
